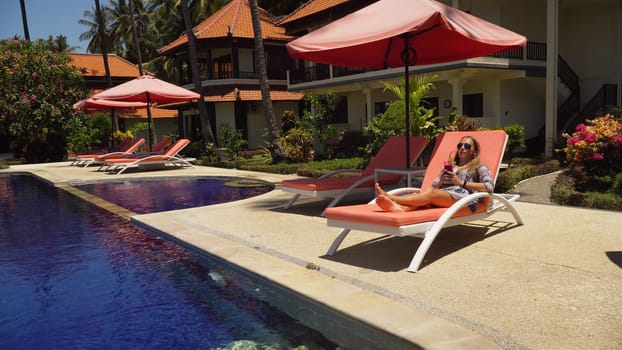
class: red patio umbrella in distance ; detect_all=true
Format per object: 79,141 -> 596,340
91,75 -> 200,150
286,0 -> 527,168
73,98 -> 148,110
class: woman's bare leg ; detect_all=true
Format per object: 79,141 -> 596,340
375,183 -> 456,211
376,195 -> 415,212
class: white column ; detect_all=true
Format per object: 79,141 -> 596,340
448,78 -> 464,116
545,0 -> 559,158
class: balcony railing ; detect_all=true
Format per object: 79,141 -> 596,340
180,68 -> 287,85
290,41 -> 547,85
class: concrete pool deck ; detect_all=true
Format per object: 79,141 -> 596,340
3,162 -> 621,349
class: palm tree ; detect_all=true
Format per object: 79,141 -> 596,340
94,0 -> 118,133
249,0 -> 283,161
19,0 -> 30,41
179,0 -> 216,144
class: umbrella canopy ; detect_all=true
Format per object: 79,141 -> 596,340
286,0 -> 527,167
73,98 -> 148,110
91,75 -> 200,149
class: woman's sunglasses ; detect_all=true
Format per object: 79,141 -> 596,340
457,143 -> 472,150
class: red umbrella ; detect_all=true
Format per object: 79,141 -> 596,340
91,75 -> 200,150
286,0 -> 527,167
73,98 -> 148,110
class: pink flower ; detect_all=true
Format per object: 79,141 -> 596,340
575,124 -> 586,133
590,153 -> 604,161
31,72 -> 38,78
585,133 -> 597,143
30,94 -> 37,101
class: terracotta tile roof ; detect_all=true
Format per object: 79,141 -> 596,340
158,0 -> 295,55
118,107 -> 178,119
69,53 -> 140,78
277,0 -> 350,25
202,88 -> 305,102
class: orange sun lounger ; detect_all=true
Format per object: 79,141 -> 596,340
280,136 -> 429,216
324,130 -> 524,272
72,138 -> 145,168
103,138 -> 194,174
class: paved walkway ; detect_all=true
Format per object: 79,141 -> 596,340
508,171 -> 563,205
2,163 -> 621,349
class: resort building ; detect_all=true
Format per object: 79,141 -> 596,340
280,0 -> 622,157
157,0 -> 305,148
69,53 -> 179,143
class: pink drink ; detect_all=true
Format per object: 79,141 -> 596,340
443,161 -> 453,172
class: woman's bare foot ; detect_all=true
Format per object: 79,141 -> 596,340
376,195 -> 410,212
375,183 -> 388,197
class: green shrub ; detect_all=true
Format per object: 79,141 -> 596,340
503,124 -> 526,165
295,158 -> 364,177
611,173 -> 622,196
280,127 -> 315,163
582,192 -> 622,210
550,173 -> 579,205
184,140 -> 206,159
551,171 -> 622,210
219,122 -> 247,161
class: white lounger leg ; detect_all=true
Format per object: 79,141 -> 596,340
284,194 -> 301,209
493,193 -> 525,225
326,228 -> 352,255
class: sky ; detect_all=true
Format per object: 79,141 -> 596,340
0,0 -> 110,53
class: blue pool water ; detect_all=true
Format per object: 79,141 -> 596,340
0,175 -> 337,349
74,176 -> 273,214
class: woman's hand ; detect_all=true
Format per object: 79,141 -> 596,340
441,170 -> 459,186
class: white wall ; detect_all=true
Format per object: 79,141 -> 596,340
501,78 -> 546,139
560,3 -> 621,105
238,49 -> 255,73
214,102 -> 235,145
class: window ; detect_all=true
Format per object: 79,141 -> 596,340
374,101 -> 388,116
463,93 -> 483,118
330,96 -> 348,123
421,97 -> 439,117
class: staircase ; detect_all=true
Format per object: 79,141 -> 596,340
556,56 -> 580,134
563,84 -> 618,133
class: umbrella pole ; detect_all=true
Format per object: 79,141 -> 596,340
402,35 -> 411,169
146,93 -> 153,151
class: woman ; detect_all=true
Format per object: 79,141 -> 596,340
375,135 -> 494,212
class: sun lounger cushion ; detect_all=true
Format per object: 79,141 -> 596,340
325,201 -> 488,227
282,174 -> 404,191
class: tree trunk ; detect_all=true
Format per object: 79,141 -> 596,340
94,0 -> 119,138
19,0 -> 30,41
180,0 -> 216,145
249,0 -> 283,162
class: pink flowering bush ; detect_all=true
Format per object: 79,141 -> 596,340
0,39 -> 88,162
562,114 -> 622,177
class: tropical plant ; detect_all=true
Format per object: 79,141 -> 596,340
218,122 -> 247,160
0,39 -> 88,162
299,92 -> 344,159
502,123 -> 526,166
280,127 -> 315,163
444,114 -> 483,131
364,74 -> 442,156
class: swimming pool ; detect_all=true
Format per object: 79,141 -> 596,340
0,175 -> 338,349
72,176 -> 273,213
